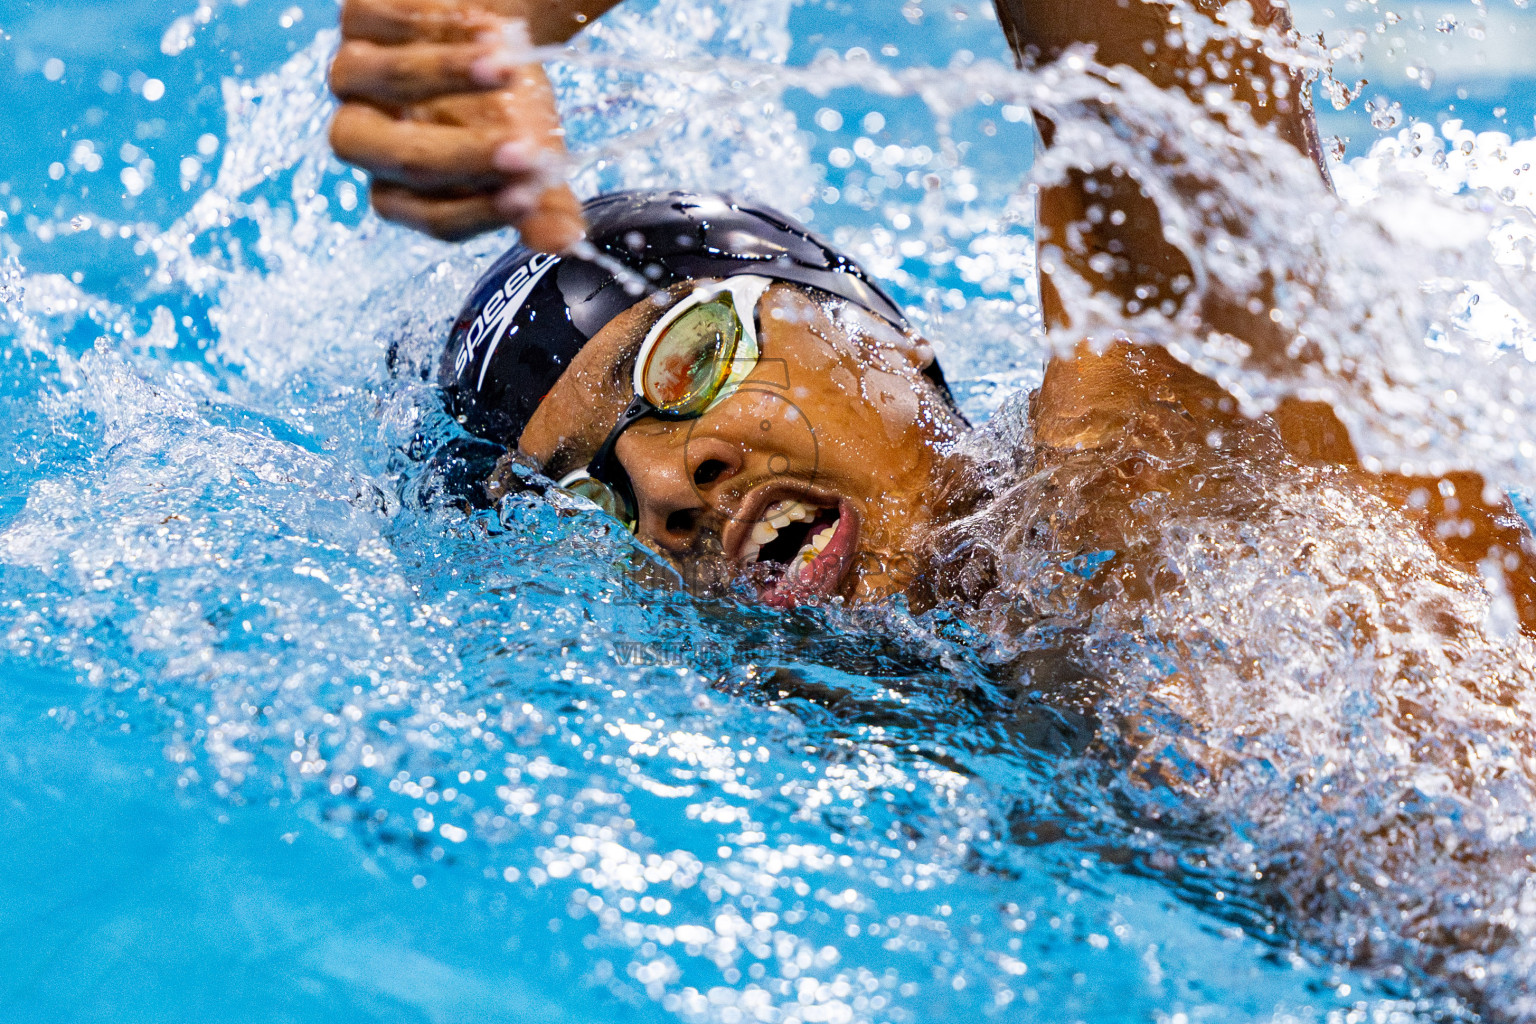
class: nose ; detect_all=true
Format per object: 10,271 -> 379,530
615,429 -> 743,553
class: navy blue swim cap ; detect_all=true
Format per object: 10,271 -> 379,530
440,189 -> 956,446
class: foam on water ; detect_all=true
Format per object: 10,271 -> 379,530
6,0 -> 1536,1020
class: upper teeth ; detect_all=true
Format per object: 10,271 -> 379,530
741,499 -> 822,565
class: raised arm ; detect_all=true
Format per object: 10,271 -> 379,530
1000,0 -> 1536,632
1003,0 -> 1348,467
328,0 -> 625,249
995,0 -> 1324,345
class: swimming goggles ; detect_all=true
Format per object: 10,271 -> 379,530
556,275 -> 774,530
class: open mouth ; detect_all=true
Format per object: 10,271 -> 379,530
726,486 -> 861,608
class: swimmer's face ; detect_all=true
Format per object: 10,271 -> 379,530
517,282 -> 966,606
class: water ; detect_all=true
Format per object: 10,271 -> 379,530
5,0 -> 1536,1020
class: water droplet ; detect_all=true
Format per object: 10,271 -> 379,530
1367,96 -> 1404,130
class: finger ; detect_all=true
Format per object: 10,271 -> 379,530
369,181 -> 586,249
331,39 -> 518,103
340,0 -> 506,44
331,103 -> 518,192
369,184 -> 505,241
497,182 -> 586,253
404,68 -> 562,134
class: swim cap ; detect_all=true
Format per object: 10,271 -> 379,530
440,189 -> 959,446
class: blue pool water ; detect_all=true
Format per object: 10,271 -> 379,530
6,1 -> 1536,1021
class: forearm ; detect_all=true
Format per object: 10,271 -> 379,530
1008,1 -> 1536,635
1008,0 -> 1326,362
1018,0 -> 1339,489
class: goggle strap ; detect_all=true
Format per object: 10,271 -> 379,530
586,394 -> 653,492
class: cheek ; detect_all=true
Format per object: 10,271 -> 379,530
796,367 -> 928,462
703,389 -> 820,457
522,394 -> 616,465
798,349 -> 927,450
787,363 -> 863,419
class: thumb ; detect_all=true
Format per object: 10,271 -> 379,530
491,62 -> 586,251
516,182 -> 586,253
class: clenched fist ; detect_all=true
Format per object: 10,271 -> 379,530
329,0 -> 620,250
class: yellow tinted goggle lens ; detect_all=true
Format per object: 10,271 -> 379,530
640,297 -> 741,415
563,476 -> 634,526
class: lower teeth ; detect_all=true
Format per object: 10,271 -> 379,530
787,524 -> 835,580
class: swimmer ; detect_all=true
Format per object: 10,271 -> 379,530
330,6 -> 1536,1003
326,0 -> 1536,628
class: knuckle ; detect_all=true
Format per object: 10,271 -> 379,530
337,0 -> 377,38
327,106 -> 363,146
393,146 -> 436,182
328,105 -> 389,166
386,198 -> 463,241
327,112 -> 356,153
369,188 -> 414,222
426,221 -> 468,242
438,45 -> 480,79
328,59 -> 361,96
